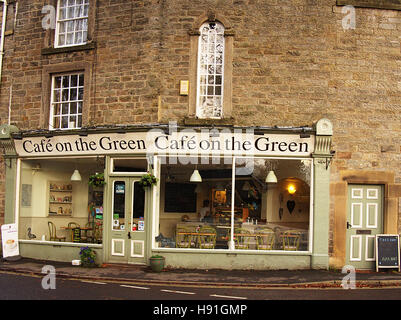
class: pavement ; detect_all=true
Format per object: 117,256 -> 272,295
1,257 -> 401,288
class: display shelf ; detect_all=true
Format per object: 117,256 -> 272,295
48,181 -> 73,217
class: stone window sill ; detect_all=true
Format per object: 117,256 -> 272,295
183,117 -> 234,126
41,42 -> 96,56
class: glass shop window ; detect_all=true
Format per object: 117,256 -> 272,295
155,156 -> 312,252
19,158 -> 104,244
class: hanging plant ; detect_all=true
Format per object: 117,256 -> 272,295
139,172 -> 158,189
88,172 -> 106,187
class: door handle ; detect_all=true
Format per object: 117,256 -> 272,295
346,221 -> 352,229
128,232 -> 131,239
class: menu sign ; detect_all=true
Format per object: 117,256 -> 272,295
1,224 -> 20,258
376,234 -> 400,272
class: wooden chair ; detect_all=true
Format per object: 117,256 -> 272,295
93,222 -> 103,244
175,226 -> 197,248
48,221 -> 66,242
282,230 -> 301,251
80,222 -> 94,243
234,228 -> 250,250
198,226 -> 217,249
256,228 -> 275,250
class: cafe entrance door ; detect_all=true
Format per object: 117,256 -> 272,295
345,184 -> 383,270
108,177 -> 147,264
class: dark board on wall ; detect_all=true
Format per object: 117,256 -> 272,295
376,234 -> 400,272
164,183 -> 197,213
337,0 -> 401,10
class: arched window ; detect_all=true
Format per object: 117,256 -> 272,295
196,22 -> 225,119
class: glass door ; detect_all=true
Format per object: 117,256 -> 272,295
109,177 -> 146,264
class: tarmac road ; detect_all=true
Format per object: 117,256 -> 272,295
1,271 -> 401,301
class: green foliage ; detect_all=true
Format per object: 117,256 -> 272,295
88,172 -> 106,187
139,172 -> 158,189
79,246 -> 97,267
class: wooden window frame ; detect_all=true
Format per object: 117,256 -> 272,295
42,62 -> 92,130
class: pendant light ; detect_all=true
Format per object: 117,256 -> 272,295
265,170 -> 277,184
71,169 -> 82,181
190,168 -> 202,182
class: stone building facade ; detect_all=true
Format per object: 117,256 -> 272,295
0,0 -> 401,270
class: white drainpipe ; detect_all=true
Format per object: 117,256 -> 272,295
0,0 -> 8,86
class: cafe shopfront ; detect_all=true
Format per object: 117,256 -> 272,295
0,118 -> 333,270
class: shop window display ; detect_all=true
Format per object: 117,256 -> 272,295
156,156 -> 311,251
19,158 -> 104,244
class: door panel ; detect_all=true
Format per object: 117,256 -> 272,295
108,177 -> 147,264
346,185 -> 383,270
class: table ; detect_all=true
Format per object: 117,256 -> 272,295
61,226 -> 93,242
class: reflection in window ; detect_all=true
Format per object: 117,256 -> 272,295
56,0 -> 89,47
50,73 -> 84,130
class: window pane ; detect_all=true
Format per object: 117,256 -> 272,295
234,158 -> 311,251
157,157 -> 233,250
113,181 -> 126,230
132,182 -> 145,220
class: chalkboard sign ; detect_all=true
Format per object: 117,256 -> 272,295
376,234 -> 400,272
72,228 -> 81,243
164,183 -> 197,213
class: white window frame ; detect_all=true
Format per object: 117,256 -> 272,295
196,21 -> 225,119
55,0 -> 89,48
49,72 -> 84,130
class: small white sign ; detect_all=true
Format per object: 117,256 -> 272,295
1,224 -> 20,258
138,220 -> 144,231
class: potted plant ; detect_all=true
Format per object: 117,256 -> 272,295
149,255 -> 165,272
88,172 -> 106,188
139,172 -> 158,189
79,246 -> 98,267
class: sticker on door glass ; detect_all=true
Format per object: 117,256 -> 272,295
138,219 -> 144,231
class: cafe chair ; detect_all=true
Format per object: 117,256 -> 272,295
80,222 -> 94,243
198,226 -> 217,249
256,228 -> 275,250
93,222 -> 103,244
175,226 -> 197,248
234,228 -> 250,250
282,230 -> 301,251
47,221 -> 66,242
67,222 -> 81,242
